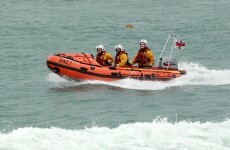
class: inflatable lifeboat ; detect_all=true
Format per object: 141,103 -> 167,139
46,52 -> 186,81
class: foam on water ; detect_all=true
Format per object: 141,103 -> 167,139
1,119 -> 230,150
47,62 -> 230,90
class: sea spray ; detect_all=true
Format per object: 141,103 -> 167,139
1,119 -> 230,150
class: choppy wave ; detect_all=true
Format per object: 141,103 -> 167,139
1,119 -> 230,150
47,62 -> 230,90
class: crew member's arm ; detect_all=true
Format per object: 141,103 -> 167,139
117,54 -> 128,67
104,53 -> 114,64
131,52 -> 138,65
143,50 -> 155,66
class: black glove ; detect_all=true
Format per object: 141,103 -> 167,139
109,66 -> 116,70
143,65 -> 152,68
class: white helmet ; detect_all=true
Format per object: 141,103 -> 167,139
114,44 -> 124,51
140,39 -> 148,46
96,44 -> 105,51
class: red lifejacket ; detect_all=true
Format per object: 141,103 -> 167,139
137,47 -> 150,66
96,51 -> 107,66
115,50 -> 128,65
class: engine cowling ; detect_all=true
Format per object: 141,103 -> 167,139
158,57 -> 178,70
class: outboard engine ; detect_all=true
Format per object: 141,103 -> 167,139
158,57 -> 178,70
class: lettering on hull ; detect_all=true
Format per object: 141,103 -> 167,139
59,58 -> 72,66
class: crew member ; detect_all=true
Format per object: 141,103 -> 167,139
96,44 -> 114,66
131,39 -> 155,68
114,44 -> 130,67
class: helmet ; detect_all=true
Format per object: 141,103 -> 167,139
114,44 -> 124,51
96,44 -> 105,51
140,39 -> 148,46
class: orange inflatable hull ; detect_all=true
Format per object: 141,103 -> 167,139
46,53 -> 186,81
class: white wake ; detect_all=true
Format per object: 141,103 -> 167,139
47,62 -> 230,90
